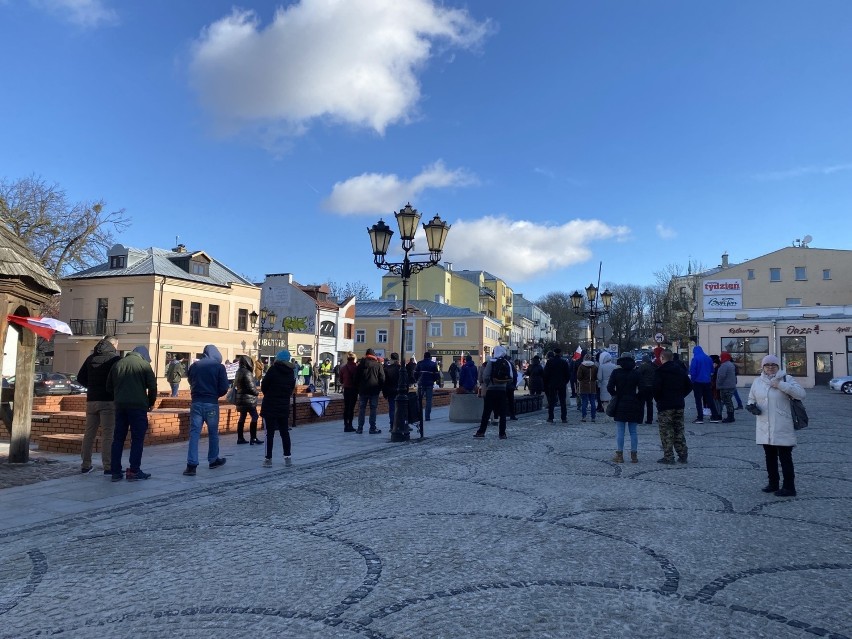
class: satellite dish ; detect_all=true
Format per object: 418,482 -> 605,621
802,234 -> 812,246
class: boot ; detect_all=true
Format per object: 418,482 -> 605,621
722,412 -> 735,423
630,451 -> 638,464
761,483 -> 779,493
612,450 -> 624,463
775,478 -> 796,497
237,426 -> 247,444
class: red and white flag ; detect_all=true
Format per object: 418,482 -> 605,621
6,315 -> 73,341
572,345 -> 583,360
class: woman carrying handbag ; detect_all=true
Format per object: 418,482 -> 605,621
606,354 -> 644,463
234,355 -> 263,445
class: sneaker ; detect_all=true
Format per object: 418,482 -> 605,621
182,465 -> 197,476
126,470 -> 151,481
709,418 -> 722,423
111,473 -> 124,482
284,456 -> 292,467
499,433 -> 508,440
580,418 -> 587,423
473,431 -> 485,438
561,419 -> 568,424
263,458 -> 272,468
590,418 -> 596,423
691,419 -> 704,424
81,466 -> 94,474
209,458 -> 227,469
368,428 -> 382,434
546,418 -> 554,423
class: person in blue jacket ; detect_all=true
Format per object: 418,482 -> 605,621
689,345 -> 722,423
184,344 -> 231,475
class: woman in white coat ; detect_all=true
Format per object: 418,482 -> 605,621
597,351 -> 618,418
747,354 -> 805,497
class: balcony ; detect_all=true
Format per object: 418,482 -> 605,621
69,319 -> 117,337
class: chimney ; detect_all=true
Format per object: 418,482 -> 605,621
721,252 -> 729,268
173,243 -> 187,253
444,262 -> 453,272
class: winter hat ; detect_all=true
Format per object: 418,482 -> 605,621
132,346 -> 152,362
275,350 -> 292,362
493,345 -> 508,358
761,354 -> 780,366
720,352 -> 732,363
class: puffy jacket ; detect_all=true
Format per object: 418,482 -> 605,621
106,347 -> 157,410
382,361 -> 401,398
527,361 -> 545,394
188,345 -> 230,404
607,357 -> 643,423
165,359 -> 185,384
77,338 -> 120,402
653,360 -> 693,411
543,356 -> 570,390
355,355 -> 385,395
716,353 -> 737,390
689,346 -> 714,383
577,360 -> 598,394
635,359 -> 657,392
459,359 -> 478,392
260,359 -> 297,415
234,355 -> 259,409
415,358 -> 439,387
748,370 -> 805,447
597,352 -> 617,401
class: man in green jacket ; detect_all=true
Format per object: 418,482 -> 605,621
106,346 -> 157,482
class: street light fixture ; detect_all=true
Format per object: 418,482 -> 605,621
250,307 -> 278,363
368,203 -> 451,442
570,278 -> 612,355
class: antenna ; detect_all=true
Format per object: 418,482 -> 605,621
175,235 -> 180,246
802,234 -> 812,247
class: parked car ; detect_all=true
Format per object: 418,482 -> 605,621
59,373 -> 87,394
34,373 -> 76,396
829,375 -> 852,394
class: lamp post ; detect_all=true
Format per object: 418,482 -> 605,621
570,281 -> 613,355
368,203 -> 451,442
250,308 -> 277,365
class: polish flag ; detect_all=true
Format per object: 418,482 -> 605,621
6,315 -> 73,341
572,345 -> 583,360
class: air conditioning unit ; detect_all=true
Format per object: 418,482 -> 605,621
426,342 -> 434,348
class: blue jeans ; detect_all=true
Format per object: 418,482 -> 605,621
358,394 -> 379,429
111,408 -> 148,473
581,393 -> 597,419
188,402 -> 221,466
170,383 -> 179,397
616,421 -> 638,452
418,384 -> 434,420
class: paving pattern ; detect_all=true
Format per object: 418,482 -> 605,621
0,388 -> 850,638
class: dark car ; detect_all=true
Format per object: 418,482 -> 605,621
58,373 -> 87,395
34,373 -> 75,396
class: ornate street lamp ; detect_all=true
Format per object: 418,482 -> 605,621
570,267 -> 612,354
250,307 -> 278,362
368,203 -> 451,442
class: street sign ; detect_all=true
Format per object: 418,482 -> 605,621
654,333 -> 665,343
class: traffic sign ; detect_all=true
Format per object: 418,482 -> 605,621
654,333 -> 665,343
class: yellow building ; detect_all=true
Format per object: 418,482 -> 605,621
53,243 -> 260,391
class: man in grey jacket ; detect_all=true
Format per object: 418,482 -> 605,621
716,352 -> 738,423
474,346 -> 511,440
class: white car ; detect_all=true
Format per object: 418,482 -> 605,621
828,375 -> 852,394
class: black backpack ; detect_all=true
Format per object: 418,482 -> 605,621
491,357 -> 512,383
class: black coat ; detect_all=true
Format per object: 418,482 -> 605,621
382,361 -> 401,398
527,362 -> 544,393
234,356 -> 259,409
77,338 -> 121,402
653,360 -> 693,411
607,358 -> 644,423
355,355 -> 385,395
260,360 -> 297,415
543,356 -> 570,389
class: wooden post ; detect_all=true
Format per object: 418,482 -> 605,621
9,326 -> 37,463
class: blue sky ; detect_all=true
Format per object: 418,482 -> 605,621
2,0 -> 851,301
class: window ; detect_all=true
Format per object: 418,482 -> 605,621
344,324 -> 353,339
355,329 -> 366,343
189,302 -> 201,326
429,322 -> 442,337
770,268 -> 781,282
720,336 -> 768,376
190,260 -> 209,276
170,300 -> 183,324
785,298 -> 802,306
823,269 -> 831,280
747,269 -> 755,280
405,329 -> 414,353
387,294 -> 397,301
109,255 -> 126,269
795,266 -> 807,281
237,308 -> 248,331
122,297 -> 134,322
96,298 -> 109,334
454,322 -> 467,337
208,304 -> 219,328
377,329 -> 388,343
780,337 -> 808,377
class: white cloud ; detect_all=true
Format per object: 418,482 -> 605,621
322,161 -> 477,215
188,0 -> 491,142
438,217 -> 631,281
31,0 -> 118,27
752,163 -> 852,181
655,223 -> 677,240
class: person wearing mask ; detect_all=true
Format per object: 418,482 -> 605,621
339,353 -> 359,432
690,346 -> 722,423
260,349 -> 298,467
355,348 -> 385,434
607,354 -> 643,463
458,354 -> 478,393
77,336 -> 121,475
234,354 -> 263,445
747,355 -> 805,497
183,344 -> 230,476
415,351 -> 439,421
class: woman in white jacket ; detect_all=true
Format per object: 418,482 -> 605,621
597,352 -> 618,418
747,354 -> 806,497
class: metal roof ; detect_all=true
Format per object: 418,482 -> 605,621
355,299 -> 498,320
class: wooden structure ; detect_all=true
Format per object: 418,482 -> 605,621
0,221 -> 60,463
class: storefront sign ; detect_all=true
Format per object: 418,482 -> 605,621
787,325 -> 822,335
704,296 -> 742,310
703,279 -> 742,294
728,327 -> 761,335
296,344 -> 313,356
429,349 -> 480,356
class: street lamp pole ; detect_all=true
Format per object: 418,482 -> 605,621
250,308 -> 277,365
570,266 -> 613,355
369,203 -> 451,442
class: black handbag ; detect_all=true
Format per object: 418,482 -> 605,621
784,376 -> 808,430
605,397 -> 618,417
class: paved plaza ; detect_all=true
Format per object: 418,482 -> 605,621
0,387 -> 850,638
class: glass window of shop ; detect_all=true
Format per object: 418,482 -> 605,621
720,336 -> 769,376
780,337 -> 807,377
847,337 -> 852,377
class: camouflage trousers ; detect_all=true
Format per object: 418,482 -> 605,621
719,389 -> 735,417
658,409 -> 688,461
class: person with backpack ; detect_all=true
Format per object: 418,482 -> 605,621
504,356 -> 519,420
474,345 -> 512,439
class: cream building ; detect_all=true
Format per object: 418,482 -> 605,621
53,243 -> 260,391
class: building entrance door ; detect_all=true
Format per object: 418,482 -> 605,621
814,352 -> 833,386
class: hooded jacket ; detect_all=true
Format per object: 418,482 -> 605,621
459,357 -> 478,392
382,359 -> 401,398
607,356 -> 643,423
689,346 -> 714,383
188,345 -> 230,404
77,338 -> 121,402
234,355 -> 259,409
543,354 -> 570,390
597,352 -> 617,402
355,354 -> 385,395
577,358 -> 598,394
526,358 -> 545,394
748,369 -> 805,446
653,359 -> 693,411
715,352 -> 737,390
260,358 -> 297,414
635,355 -> 657,391
106,347 -> 157,410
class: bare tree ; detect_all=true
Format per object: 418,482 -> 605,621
605,283 -> 646,353
536,291 -> 584,348
0,175 -> 130,277
328,280 -> 375,302
653,259 -> 706,345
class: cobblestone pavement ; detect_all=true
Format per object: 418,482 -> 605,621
0,454 -> 80,489
0,388 -> 850,638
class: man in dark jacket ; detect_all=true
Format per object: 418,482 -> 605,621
653,349 -> 693,464
543,349 -> 570,423
260,349 -> 298,467
636,353 -> 657,424
106,346 -> 157,481
184,344 -> 230,476
382,352 -> 402,430
339,353 -> 359,432
447,360 -> 460,388
415,351 -> 439,421
355,348 -> 385,434
77,336 -> 120,475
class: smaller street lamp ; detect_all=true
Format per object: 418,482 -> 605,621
250,307 -> 278,362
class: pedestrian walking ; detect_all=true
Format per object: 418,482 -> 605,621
234,354 -> 263,445
526,355 -> 544,397
543,349 -> 569,422
106,346 -> 157,482
747,354 -> 806,497
183,344 -> 230,476
355,348 -> 384,434
607,354 -> 643,463
340,353 -> 359,432
448,360 -> 460,388
474,345 -> 511,439
690,346 -> 722,423
716,352 -> 738,423
636,353 -> 656,424
260,349 -> 298,467
165,355 -> 185,397
597,351 -> 617,418
653,349 -> 692,464
577,353 -> 599,422
415,351 -> 439,421
77,336 -> 120,475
